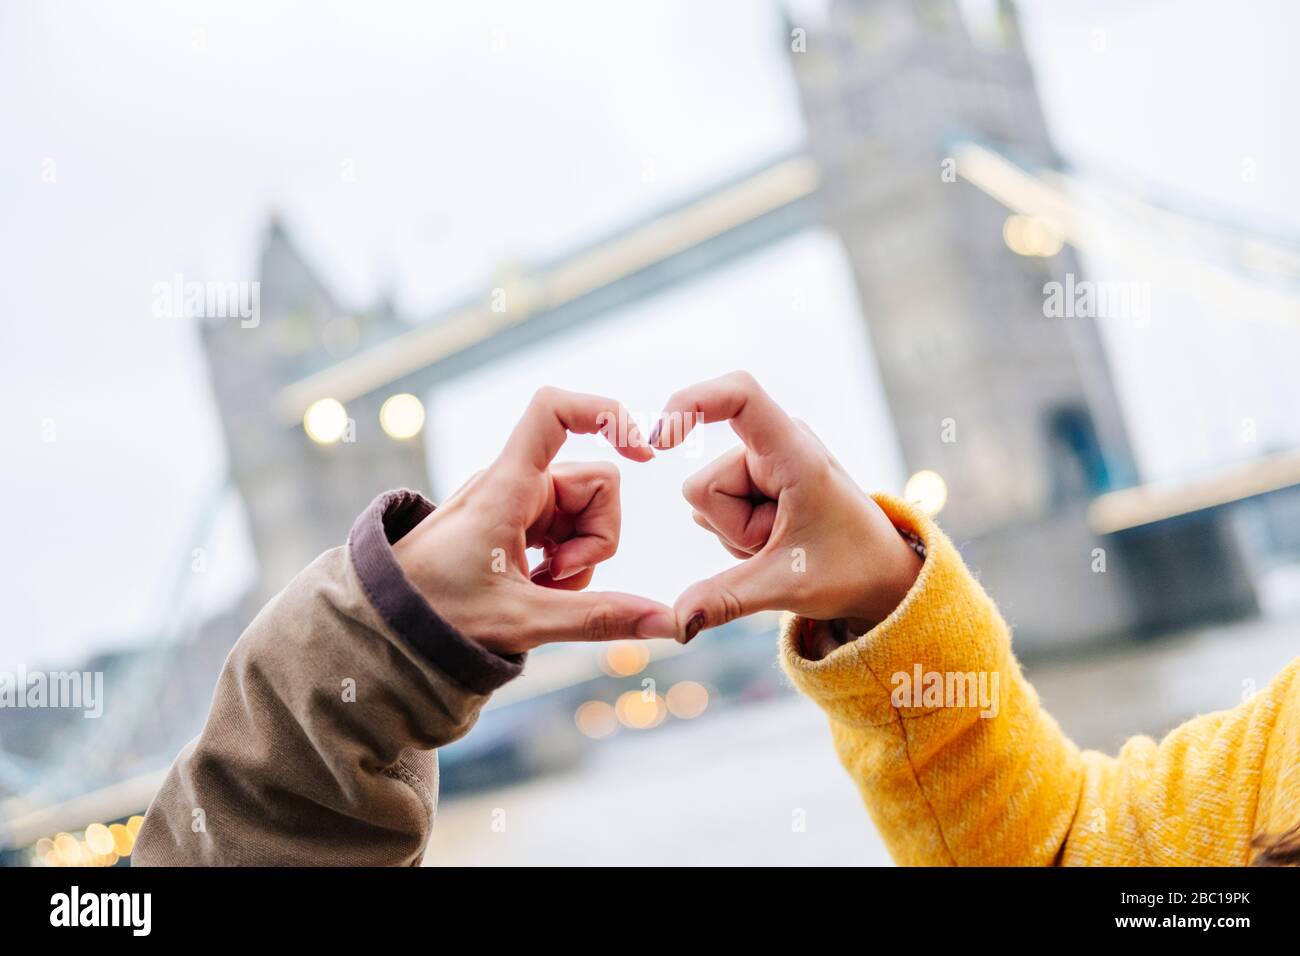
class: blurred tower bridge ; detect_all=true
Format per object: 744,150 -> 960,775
217,0 -> 1293,652
8,0 -> 1300,861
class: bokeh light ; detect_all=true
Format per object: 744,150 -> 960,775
84,822 -> 115,855
1002,214 -> 1065,257
615,690 -> 667,729
666,681 -> 709,719
303,397 -> 349,444
109,822 -> 134,856
34,837 -> 54,865
904,469 -> 948,517
601,641 -> 651,677
379,393 -> 426,440
574,700 -> 619,739
35,819 -> 140,866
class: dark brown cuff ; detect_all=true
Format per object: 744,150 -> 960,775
348,488 -> 525,695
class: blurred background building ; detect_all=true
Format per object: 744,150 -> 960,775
3,0 -> 1299,865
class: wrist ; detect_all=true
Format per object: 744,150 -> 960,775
841,503 -> 924,628
391,510 -> 491,642
351,489 -> 525,693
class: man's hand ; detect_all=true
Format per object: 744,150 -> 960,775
652,372 -> 922,644
393,387 -> 677,655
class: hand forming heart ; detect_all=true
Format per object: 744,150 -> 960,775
393,373 -> 921,656
650,371 -> 922,646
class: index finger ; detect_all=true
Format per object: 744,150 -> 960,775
651,371 -> 798,457
500,387 -> 652,472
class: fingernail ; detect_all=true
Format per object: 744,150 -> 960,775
635,609 -> 677,639
551,563 -> 582,581
648,418 -> 663,447
682,611 -> 706,644
529,559 -> 552,580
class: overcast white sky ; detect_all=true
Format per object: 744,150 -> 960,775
2,0 -> 1298,667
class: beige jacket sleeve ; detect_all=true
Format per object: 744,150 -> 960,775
133,489 -> 524,866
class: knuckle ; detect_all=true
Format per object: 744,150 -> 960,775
681,472 -> 707,505
791,446 -> 834,486
581,604 -> 621,643
661,388 -> 687,414
713,583 -> 744,625
808,453 -> 837,484
530,385 -> 561,408
726,369 -> 758,392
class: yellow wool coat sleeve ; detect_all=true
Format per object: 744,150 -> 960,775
779,494 -> 1300,866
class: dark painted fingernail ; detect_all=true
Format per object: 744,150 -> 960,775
648,418 -> 663,447
683,611 -> 706,644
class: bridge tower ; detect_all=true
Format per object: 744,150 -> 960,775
790,0 -> 1255,645
200,218 -> 430,598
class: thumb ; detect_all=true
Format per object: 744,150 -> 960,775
672,558 -> 778,645
519,587 -> 678,646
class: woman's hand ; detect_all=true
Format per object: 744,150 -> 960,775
651,372 -> 922,647
393,387 -> 678,655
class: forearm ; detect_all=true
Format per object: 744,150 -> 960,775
133,490 -> 523,866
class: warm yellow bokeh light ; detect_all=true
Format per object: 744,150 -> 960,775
126,815 -> 146,838
109,822 -> 134,856
85,823 -> 115,856
1002,214 -> 1064,257
379,393 -> 426,440
666,681 -> 709,720
904,469 -> 948,516
303,398 -> 349,444
601,641 -> 650,677
615,690 -> 667,730
574,700 -> 619,739
54,832 -> 79,855
40,831 -> 122,867
50,832 -> 90,867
